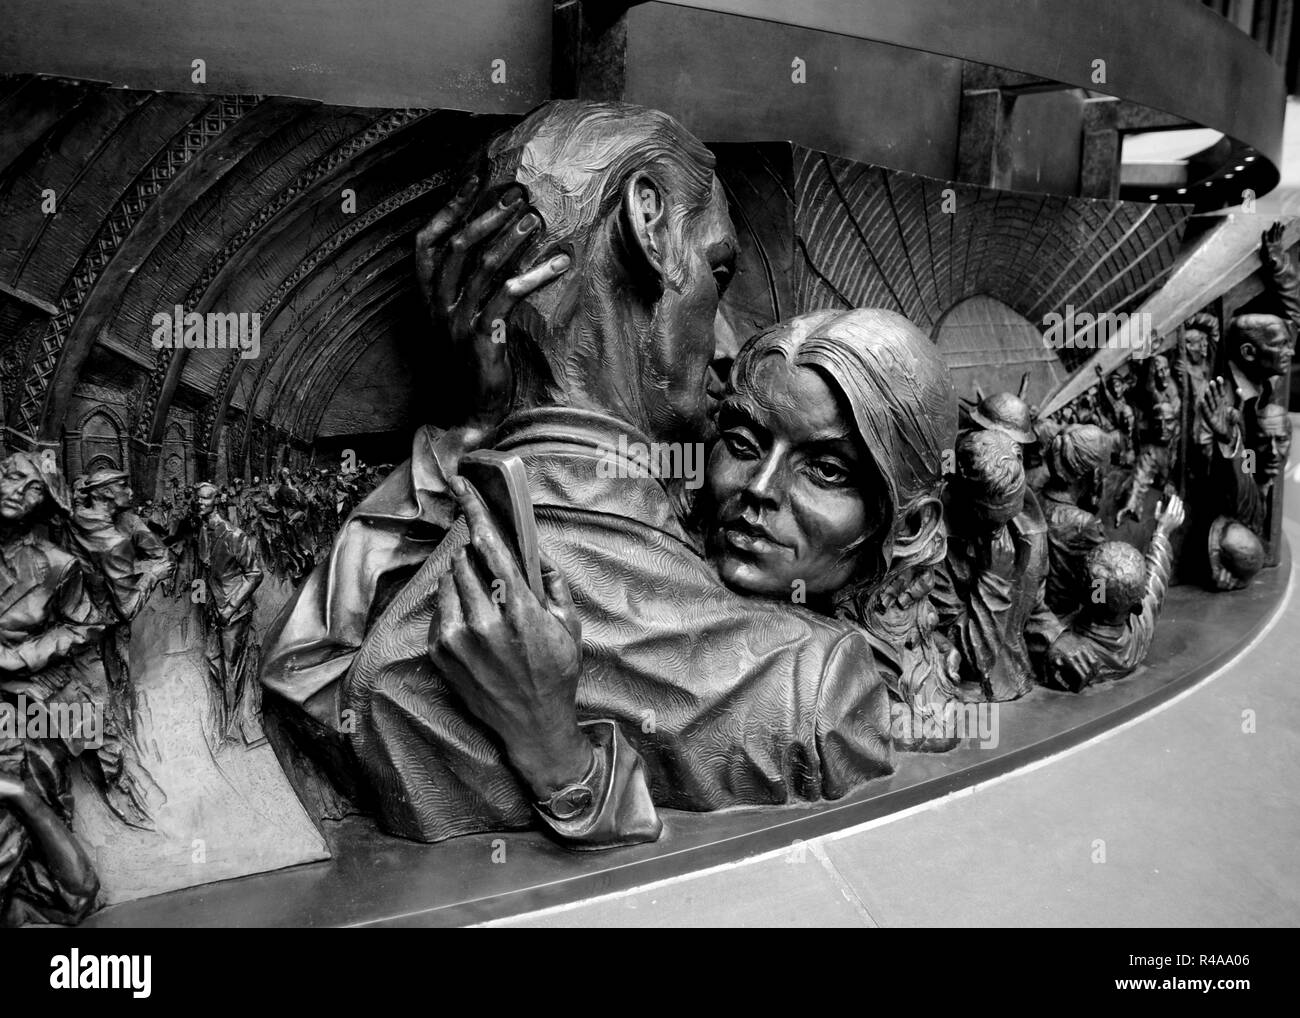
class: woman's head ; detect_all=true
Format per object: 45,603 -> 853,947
0,453 -> 52,526
704,309 -> 956,600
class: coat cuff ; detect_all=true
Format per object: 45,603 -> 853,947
533,719 -> 662,850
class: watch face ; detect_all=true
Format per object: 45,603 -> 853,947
551,785 -> 595,821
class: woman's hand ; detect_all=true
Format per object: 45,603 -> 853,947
415,179 -> 570,432
428,476 -> 591,799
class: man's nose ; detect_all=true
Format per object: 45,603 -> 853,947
713,307 -> 742,364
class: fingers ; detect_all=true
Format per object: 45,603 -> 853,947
416,176 -> 479,304
540,551 -> 574,613
456,210 -> 543,326
452,477 -> 528,594
540,551 -> 581,643
479,254 -> 570,331
416,176 -> 479,256
433,566 -> 463,657
451,546 -> 495,629
438,186 -> 526,319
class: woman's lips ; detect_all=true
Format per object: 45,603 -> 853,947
722,519 -> 786,555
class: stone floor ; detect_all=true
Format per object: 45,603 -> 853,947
491,467 -> 1300,928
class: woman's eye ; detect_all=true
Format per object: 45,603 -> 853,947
807,459 -> 852,486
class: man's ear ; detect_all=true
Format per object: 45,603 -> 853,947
622,172 -> 671,282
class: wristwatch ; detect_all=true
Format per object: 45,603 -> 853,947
535,745 -> 601,822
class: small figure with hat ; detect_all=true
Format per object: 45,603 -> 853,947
1040,423 -> 1111,617
933,430 -> 1096,701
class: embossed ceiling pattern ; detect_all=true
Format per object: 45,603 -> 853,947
0,75 -> 508,487
1,76 -> 1194,488
793,149 -> 1193,370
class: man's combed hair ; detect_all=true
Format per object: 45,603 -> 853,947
1184,311 -> 1219,343
486,100 -> 716,286
1228,312 -> 1289,349
480,100 -> 718,408
1086,540 -> 1147,616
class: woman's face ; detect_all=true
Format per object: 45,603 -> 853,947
705,355 -> 880,598
0,457 -> 46,525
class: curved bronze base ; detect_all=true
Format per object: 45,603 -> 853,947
84,540 -> 1291,928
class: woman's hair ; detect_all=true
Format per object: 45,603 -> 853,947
728,308 -> 957,589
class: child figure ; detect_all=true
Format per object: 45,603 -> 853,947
1047,495 -> 1185,690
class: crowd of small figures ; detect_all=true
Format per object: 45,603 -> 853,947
144,463 -> 391,588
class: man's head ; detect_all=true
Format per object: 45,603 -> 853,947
1148,401 -> 1179,445
482,100 -> 737,443
1183,312 -> 1217,366
1047,424 -> 1109,503
1106,364 -> 1135,401
954,429 -> 1025,531
195,482 -> 218,517
80,468 -> 133,511
1255,402 -> 1293,482
968,390 -> 1036,451
1084,540 -> 1147,622
1147,353 -> 1173,392
0,453 -> 48,525
1228,313 -> 1292,386
1208,516 -> 1265,590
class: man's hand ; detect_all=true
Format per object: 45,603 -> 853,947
415,179 -> 570,431
1044,631 -> 1099,692
978,525 -> 1018,580
428,476 -> 592,800
1261,221 -> 1287,275
1155,494 -> 1186,534
1115,500 -> 1142,528
1198,376 -> 1240,445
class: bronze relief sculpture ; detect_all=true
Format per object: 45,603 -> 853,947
0,80 -> 1291,925
0,453 -> 102,924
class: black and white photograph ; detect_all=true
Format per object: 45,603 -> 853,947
0,0 -> 1294,977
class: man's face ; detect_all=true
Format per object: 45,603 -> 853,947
1151,355 -> 1171,389
1256,409 -> 1293,481
0,458 -> 45,524
1107,373 -> 1131,401
644,178 -> 738,441
104,480 -> 133,511
1236,319 -> 1293,382
1152,404 -> 1178,445
1184,328 -> 1208,364
195,487 -> 217,516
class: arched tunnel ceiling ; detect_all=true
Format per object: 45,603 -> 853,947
2,75 -> 1192,485
0,76 -> 512,479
